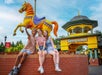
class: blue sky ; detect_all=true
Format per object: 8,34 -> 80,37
0,0 -> 102,44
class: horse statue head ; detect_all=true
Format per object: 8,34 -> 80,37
19,1 -> 34,16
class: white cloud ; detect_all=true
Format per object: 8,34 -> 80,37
90,2 -> 102,31
0,27 -> 4,34
0,6 -> 23,23
0,5 -> 26,44
0,12 -> 23,22
0,5 -> 24,36
4,0 -> 14,4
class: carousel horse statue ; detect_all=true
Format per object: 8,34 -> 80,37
13,1 -> 58,36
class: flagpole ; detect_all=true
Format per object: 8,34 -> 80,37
34,0 -> 36,16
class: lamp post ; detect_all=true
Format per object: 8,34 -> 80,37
4,36 -> 7,46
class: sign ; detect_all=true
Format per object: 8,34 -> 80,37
5,42 -> 11,48
68,38 -> 87,43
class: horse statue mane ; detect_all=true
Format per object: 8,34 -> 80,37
13,1 -> 58,37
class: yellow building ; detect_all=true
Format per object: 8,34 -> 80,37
57,14 -> 102,65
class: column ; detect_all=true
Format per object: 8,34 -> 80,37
67,32 -> 70,36
91,29 -> 93,34
90,49 -> 93,58
72,29 -> 74,34
94,48 -> 98,59
82,28 -> 84,33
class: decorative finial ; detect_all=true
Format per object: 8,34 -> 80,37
78,10 -> 80,16
24,1 -> 26,3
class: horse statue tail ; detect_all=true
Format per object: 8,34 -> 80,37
51,21 -> 58,37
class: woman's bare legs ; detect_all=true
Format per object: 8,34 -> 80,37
38,50 -> 47,73
49,50 -> 61,71
13,52 -> 23,69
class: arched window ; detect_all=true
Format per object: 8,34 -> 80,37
84,26 -> 91,33
73,27 -> 82,33
68,29 -> 72,34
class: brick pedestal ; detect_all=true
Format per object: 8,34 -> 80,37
0,54 -> 88,75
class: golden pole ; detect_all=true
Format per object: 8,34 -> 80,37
78,10 -> 80,16
34,0 -> 36,15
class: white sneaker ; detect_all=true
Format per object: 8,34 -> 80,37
55,67 -> 62,72
55,64 -> 62,72
38,67 -> 41,71
40,67 -> 44,74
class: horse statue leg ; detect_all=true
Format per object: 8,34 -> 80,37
19,27 -> 24,33
13,23 -> 25,36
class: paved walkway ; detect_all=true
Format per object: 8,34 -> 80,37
89,65 -> 102,75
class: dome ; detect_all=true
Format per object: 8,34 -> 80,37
70,15 -> 89,21
62,15 -> 98,30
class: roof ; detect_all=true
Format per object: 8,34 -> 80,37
70,15 -> 89,21
62,15 -> 98,30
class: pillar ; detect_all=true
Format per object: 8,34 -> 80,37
82,28 -> 84,33
72,29 -> 74,34
91,29 -> 93,34
94,48 -> 98,59
90,49 -> 93,58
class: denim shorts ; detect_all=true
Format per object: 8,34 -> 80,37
20,49 -> 33,55
39,46 -> 46,50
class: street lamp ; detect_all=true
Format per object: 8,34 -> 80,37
4,36 -> 7,46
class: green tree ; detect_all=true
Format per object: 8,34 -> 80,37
76,45 -> 84,51
19,40 -> 23,44
0,42 -> 5,52
94,30 -> 101,34
11,41 -> 15,47
59,35 -> 66,38
0,42 -> 4,46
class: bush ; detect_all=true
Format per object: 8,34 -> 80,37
0,46 -> 5,52
5,43 -> 24,53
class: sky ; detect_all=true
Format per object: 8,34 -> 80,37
0,0 -> 102,44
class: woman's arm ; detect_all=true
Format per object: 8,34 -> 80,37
50,37 -> 55,48
36,38 -> 40,51
50,37 -> 58,52
25,28 -> 30,36
43,40 -> 46,50
48,37 -> 59,53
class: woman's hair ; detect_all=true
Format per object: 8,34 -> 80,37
32,28 -> 37,32
43,30 -> 49,40
37,29 -> 43,36
37,29 -> 42,32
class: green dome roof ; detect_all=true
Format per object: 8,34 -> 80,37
70,15 -> 89,21
62,15 -> 98,30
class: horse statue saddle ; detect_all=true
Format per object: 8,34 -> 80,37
33,15 -> 45,25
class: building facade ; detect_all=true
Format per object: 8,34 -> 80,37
57,14 -> 102,65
